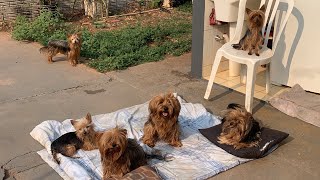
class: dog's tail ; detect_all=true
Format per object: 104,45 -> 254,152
51,149 -> 60,164
39,46 -> 49,54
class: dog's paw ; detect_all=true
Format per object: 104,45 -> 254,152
144,141 -> 155,148
163,154 -> 175,161
255,53 -> 260,56
170,141 -> 182,147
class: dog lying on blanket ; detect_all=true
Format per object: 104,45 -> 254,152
51,113 -> 103,164
142,93 -> 183,147
99,127 -> 172,179
51,113 -> 170,178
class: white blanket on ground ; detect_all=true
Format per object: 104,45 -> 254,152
30,96 -> 250,180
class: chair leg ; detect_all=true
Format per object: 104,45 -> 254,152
240,64 -> 247,84
245,63 -> 258,113
204,51 -> 223,100
265,63 -> 271,94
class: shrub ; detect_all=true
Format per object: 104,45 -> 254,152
12,16 -> 32,41
12,10 -> 192,72
85,20 -> 192,72
12,11 -> 65,45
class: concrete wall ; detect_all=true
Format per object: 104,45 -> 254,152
191,0 -> 228,78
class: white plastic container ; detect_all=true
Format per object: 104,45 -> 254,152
211,0 -> 240,22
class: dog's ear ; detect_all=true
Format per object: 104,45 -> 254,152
245,8 -> 252,15
172,96 -> 181,118
70,119 -> 76,126
119,128 -> 127,136
76,32 -> 82,37
149,95 -> 161,114
259,4 -> 266,12
167,92 -> 174,97
98,138 -> 107,162
85,113 -> 92,123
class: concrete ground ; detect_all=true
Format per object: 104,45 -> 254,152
0,32 -> 319,180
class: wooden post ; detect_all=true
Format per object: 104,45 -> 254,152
163,0 -> 171,8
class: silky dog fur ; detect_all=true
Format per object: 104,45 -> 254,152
218,103 -> 261,149
39,33 -> 81,66
232,5 -> 266,56
99,127 -> 147,179
142,93 -> 182,147
51,113 -> 102,164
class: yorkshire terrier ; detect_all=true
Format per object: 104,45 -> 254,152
51,113 -> 102,164
99,127 -> 151,179
232,5 -> 266,56
39,33 -> 82,66
142,93 -> 182,147
218,103 -> 261,149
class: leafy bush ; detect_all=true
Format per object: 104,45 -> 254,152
12,10 -> 192,72
12,11 -> 65,45
177,0 -> 193,13
83,20 -> 192,72
12,16 -> 32,41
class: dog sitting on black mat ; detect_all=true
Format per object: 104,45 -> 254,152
218,103 -> 262,149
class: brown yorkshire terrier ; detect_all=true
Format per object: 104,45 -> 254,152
51,113 -> 102,164
142,93 -> 182,147
232,5 -> 266,56
218,103 -> 261,150
39,33 -> 82,66
99,127 -> 147,179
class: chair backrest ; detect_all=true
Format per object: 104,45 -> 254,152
231,0 -> 294,52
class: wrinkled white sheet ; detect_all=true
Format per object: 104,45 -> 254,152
30,96 -> 250,180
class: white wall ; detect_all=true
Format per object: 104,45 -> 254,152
271,0 -> 320,93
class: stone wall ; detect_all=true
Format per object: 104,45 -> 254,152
0,0 -> 84,22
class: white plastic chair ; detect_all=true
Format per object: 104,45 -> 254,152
204,0 -> 294,112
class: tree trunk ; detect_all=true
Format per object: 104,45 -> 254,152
101,0 -> 109,18
83,0 -> 97,18
83,0 -> 108,18
163,0 -> 171,8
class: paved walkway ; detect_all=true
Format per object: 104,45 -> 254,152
0,32 -> 319,179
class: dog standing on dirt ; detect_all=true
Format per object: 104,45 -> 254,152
39,33 -> 82,66
142,93 -> 182,147
218,103 -> 261,149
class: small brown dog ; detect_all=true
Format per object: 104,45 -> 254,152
99,127 -> 147,179
218,103 -> 261,149
232,5 -> 266,56
39,33 -> 82,66
71,113 -> 103,151
142,93 -> 182,147
51,113 -> 102,164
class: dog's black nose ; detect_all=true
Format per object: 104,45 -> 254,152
112,143 -> 116,148
164,107 -> 168,111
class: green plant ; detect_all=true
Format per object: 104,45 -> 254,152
12,11 -> 65,44
150,0 -> 163,8
12,9 -> 192,73
177,0 -> 193,13
12,15 -> 32,41
84,20 -> 192,72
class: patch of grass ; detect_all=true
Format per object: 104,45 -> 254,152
177,1 -> 193,13
12,11 -> 65,45
84,20 -> 192,72
12,10 -> 192,72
